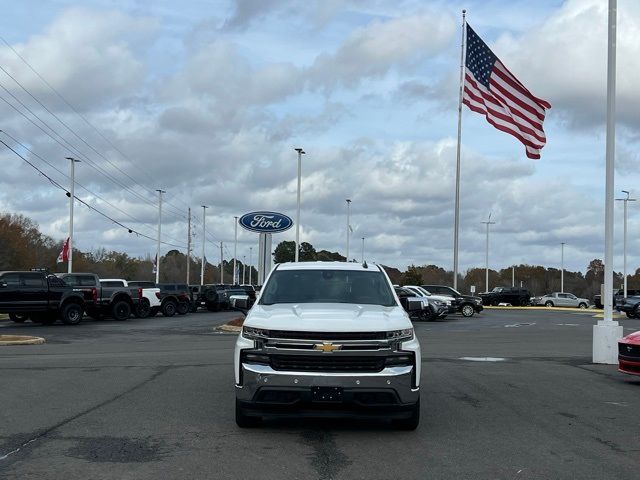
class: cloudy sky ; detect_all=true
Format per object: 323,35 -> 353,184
1,0 -> 639,274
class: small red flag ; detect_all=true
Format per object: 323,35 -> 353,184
57,237 -> 70,263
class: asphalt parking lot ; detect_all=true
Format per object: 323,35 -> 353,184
1,308 -> 639,480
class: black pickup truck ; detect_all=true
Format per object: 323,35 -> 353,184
0,271 -> 86,325
479,287 -> 531,306
56,273 -> 142,321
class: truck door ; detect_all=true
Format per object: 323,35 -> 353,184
0,273 -> 21,311
19,273 -> 48,311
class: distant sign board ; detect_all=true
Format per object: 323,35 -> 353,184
470,286 -> 476,294
239,211 -> 293,234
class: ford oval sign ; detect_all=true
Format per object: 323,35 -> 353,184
239,211 -> 293,234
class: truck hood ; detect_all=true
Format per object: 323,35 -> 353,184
244,303 -> 411,332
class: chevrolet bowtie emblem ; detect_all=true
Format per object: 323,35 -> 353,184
314,342 -> 342,353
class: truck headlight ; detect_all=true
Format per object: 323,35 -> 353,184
242,326 -> 269,340
386,328 -> 414,341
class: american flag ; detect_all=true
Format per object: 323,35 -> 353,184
463,24 -> 551,159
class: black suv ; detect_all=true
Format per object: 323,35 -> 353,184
422,285 -> 483,317
480,287 -> 531,307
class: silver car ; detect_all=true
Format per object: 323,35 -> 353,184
536,292 -> 589,309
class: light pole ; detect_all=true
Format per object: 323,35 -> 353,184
249,247 -> 253,285
65,157 -> 80,273
346,199 -> 351,262
233,216 -> 238,284
186,207 -> 191,285
294,147 -> 305,262
200,206 -> 208,286
242,255 -> 246,284
481,213 -> 495,293
594,0 -> 623,364
561,242 -> 565,293
361,237 -> 365,263
616,190 -> 636,298
155,189 -> 165,284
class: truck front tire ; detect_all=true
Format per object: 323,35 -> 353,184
177,302 -> 189,315
135,300 -> 151,318
392,399 -> 420,430
162,300 -> 177,317
112,301 -> 131,321
235,399 -> 261,428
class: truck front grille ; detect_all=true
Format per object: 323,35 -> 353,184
270,354 -> 385,372
268,331 -> 387,341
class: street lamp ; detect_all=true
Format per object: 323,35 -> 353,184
481,213 -> 495,293
560,242 -> 566,293
616,190 -> 636,298
294,147 -> 305,262
346,199 -> 351,262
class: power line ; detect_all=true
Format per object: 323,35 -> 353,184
0,138 -> 188,250
0,81 -> 188,223
0,35 -> 191,216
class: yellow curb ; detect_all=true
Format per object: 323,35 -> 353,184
484,306 -> 594,313
0,335 -> 46,346
216,324 -> 242,333
592,313 -> 626,319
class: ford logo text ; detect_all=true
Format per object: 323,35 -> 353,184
239,211 -> 293,233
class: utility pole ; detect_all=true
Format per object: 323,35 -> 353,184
481,213 -> 495,293
361,237 -> 365,263
249,247 -> 253,285
233,216 -> 238,284
65,157 -> 80,273
200,206 -> 208,286
512,266 -> 515,287
155,189 -> 165,284
346,199 -> 351,262
220,242 -> 224,284
616,190 -> 636,298
186,207 -> 191,285
561,242 -> 565,293
294,147 -> 305,262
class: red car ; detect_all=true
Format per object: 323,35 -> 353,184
618,331 -> 640,376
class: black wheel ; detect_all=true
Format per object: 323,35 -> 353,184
545,301 -> 554,307
235,399 -> 261,428
626,311 -> 635,318
111,300 -> 131,321
148,307 -> 159,317
578,303 -> 587,309
519,297 -> 529,307
177,301 -> 189,315
61,303 -> 83,325
633,305 -> 640,319
392,398 -> 420,430
162,300 -> 177,317
461,304 -> 475,317
135,300 -> 151,318
9,313 -> 29,323
491,300 -> 499,306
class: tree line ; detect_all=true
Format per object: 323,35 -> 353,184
1,213 -> 634,298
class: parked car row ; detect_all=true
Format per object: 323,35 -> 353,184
393,284 -> 484,321
0,269 -> 258,325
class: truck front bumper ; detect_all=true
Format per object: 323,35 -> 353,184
236,363 -> 419,416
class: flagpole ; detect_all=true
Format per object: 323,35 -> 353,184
453,9 -> 466,291
346,199 -> 351,262
201,205 -> 207,286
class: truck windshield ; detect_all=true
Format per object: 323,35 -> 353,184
259,269 -> 396,306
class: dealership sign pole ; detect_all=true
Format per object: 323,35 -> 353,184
239,212 -> 293,285
593,0 -> 623,364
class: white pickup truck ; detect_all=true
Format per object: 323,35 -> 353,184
100,279 -> 161,318
234,262 -> 421,429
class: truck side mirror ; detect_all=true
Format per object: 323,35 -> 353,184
405,298 -> 425,313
